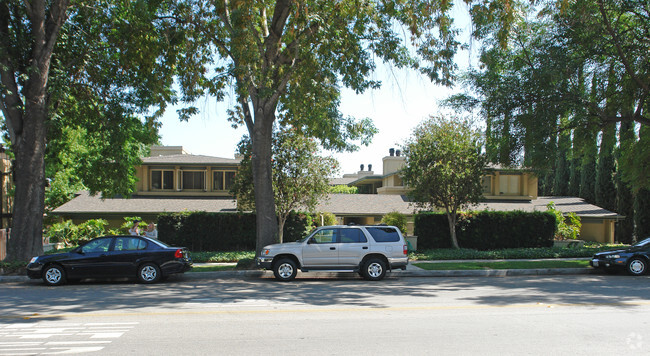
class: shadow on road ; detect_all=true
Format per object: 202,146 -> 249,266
1,273 -> 648,322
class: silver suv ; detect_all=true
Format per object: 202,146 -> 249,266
256,225 -> 409,281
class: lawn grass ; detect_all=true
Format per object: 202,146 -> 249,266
189,265 -> 236,272
412,260 -> 591,270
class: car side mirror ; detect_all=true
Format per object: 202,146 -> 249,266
307,238 -> 315,244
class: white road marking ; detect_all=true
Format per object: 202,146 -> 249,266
0,322 -> 138,355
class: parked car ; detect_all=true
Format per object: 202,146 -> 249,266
256,225 -> 409,281
590,237 -> 650,276
27,235 -> 192,286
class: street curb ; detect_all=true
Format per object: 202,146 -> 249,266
0,267 -> 598,283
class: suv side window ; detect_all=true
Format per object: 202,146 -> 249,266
366,227 -> 400,242
311,229 -> 336,244
338,228 -> 367,243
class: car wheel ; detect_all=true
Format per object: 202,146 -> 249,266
273,258 -> 297,281
42,265 -> 66,286
138,263 -> 162,284
362,258 -> 387,281
626,257 -> 647,276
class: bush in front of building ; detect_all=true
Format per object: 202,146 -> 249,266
415,211 -> 555,250
158,211 -> 313,251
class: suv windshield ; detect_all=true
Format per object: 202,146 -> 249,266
366,227 -> 400,242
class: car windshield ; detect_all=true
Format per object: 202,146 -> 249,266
633,237 -> 650,247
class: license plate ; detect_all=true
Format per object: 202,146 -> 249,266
592,260 -> 599,267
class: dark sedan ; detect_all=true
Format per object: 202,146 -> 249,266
590,237 -> 650,276
27,235 -> 192,286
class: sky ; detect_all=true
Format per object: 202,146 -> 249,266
157,4 -> 476,177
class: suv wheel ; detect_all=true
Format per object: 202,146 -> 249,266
362,258 -> 387,281
273,258 -> 297,281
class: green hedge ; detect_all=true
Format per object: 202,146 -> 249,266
414,211 -> 556,250
157,211 -> 312,251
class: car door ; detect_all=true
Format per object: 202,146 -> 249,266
302,228 -> 338,267
109,236 -> 148,276
66,237 -> 114,278
337,228 -> 369,266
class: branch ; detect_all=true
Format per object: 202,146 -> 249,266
598,0 -> 650,93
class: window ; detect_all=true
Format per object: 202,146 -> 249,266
311,229 -> 336,244
81,238 -> 112,253
182,171 -> 205,190
338,229 -> 367,243
213,171 -> 237,191
151,170 -> 174,190
366,227 -> 400,242
114,237 -> 147,251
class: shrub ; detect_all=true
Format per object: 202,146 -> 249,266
546,202 -> 582,240
158,211 -> 313,251
415,210 -> 555,250
381,211 -> 408,234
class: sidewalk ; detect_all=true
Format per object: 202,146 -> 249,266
0,259 -> 597,283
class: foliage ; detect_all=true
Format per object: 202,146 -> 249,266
330,185 -> 358,194
231,128 -> 337,242
189,251 -> 256,263
45,219 -> 109,246
1,0 -> 194,261
381,211 -> 408,235
546,202 -> 582,240
402,116 -> 486,248
172,0 -> 464,255
414,211 -> 555,250
158,211 -> 313,251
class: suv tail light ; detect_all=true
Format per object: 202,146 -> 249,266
403,244 -> 408,255
174,249 -> 184,258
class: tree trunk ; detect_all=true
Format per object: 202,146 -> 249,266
252,106 -> 279,257
278,215 -> 286,244
446,211 -> 460,249
6,97 -> 47,262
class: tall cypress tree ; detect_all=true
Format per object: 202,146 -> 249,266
634,126 -> 650,240
616,120 -> 635,243
569,132 -> 580,197
553,125 -> 571,195
596,124 -> 617,211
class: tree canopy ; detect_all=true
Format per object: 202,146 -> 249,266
401,116 -> 486,249
173,0 -> 464,255
0,0 -> 195,260
232,127 -> 336,242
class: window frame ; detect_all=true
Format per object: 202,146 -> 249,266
150,169 -> 175,191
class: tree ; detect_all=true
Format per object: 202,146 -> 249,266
1,0 -> 193,261
177,0 -> 462,255
401,116 -> 486,249
231,127 -> 337,243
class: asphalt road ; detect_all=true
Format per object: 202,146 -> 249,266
1,274 -> 649,355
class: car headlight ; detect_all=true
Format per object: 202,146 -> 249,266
29,256 -> 38,263
605,254 -> 620,259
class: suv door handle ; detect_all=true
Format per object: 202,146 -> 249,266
330,247 -> 336,250
362,246 -> 368,250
